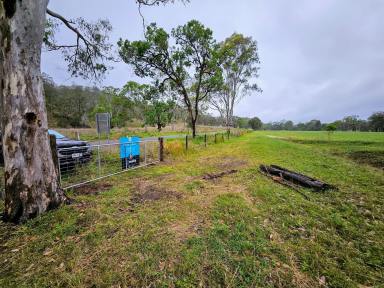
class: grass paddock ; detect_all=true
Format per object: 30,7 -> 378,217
0,131 -> 383,287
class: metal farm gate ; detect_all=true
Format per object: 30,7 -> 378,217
57,138 -> 162,190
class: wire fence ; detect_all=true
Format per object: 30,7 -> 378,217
164,129 -> 247,155
59,130 -> 248,190
58,139 -> 160,190
0,129 -> 249,196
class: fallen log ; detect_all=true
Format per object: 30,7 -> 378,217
259,165 -> 335,191
268,175 -> 311,200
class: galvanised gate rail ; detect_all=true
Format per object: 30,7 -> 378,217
58,131 -> 243,190
58,138 -> 161,190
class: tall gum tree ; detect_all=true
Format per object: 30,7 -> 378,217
118,20 -> 222,138
210,33 -> 261,132
0,0 -> 66,223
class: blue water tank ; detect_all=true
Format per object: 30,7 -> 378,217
119,137 -> 141,159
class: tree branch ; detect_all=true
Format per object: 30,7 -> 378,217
137,0 -> 188,5
45,8 -> 113,80
46,9 -> 89,46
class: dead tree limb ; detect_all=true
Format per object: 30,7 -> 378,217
260,165 -> 336,191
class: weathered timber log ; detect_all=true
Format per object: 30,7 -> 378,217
259,165 -> 335,191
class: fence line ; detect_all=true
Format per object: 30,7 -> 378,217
58,130 -> 248,189
0,129 -> 249,197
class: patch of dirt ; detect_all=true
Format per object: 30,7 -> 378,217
216,157 -> 249,170
202,169 -> 238,180
195,176 -> 256,212
73,182 -> 113,195
131,181 -> 182,204
346,150 -> 384,169
198,156 -> 248,170
169,218 -> 207,242
199,156 -> 248,169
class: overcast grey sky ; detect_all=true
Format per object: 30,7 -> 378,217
42,0 -> 384,123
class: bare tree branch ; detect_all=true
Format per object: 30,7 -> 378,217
136,0 -> 188,5
46,9 -> 89,46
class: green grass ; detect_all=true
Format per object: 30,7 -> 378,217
0,131 -> 383,287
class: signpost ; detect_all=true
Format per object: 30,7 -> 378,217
96,113 -> 111,144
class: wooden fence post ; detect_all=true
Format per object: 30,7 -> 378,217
204,134 -> 207,147
214,134 -> 217,144
185,135 -> 188,150
158,137 -> 164,162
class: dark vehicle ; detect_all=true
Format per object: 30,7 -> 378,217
0,130 -> 91,171
49,130 -> 92,172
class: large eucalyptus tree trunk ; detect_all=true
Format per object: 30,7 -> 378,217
1,0 -> 66,223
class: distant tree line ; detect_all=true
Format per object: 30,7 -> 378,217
43,77 -> 384,133
199,113 -> 384,132
261,114 -> 384,132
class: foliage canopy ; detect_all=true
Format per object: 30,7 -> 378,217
118,20 -> 223,137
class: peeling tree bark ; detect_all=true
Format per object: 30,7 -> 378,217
0,0 -> 66,223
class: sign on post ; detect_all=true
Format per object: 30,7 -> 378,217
96,113 -> 111,141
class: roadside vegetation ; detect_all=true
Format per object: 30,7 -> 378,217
1,131 -> 383,287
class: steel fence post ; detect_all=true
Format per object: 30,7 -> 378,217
127,143 -> 130,168
144,140 -> 147,164
97,145 -> 101,176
